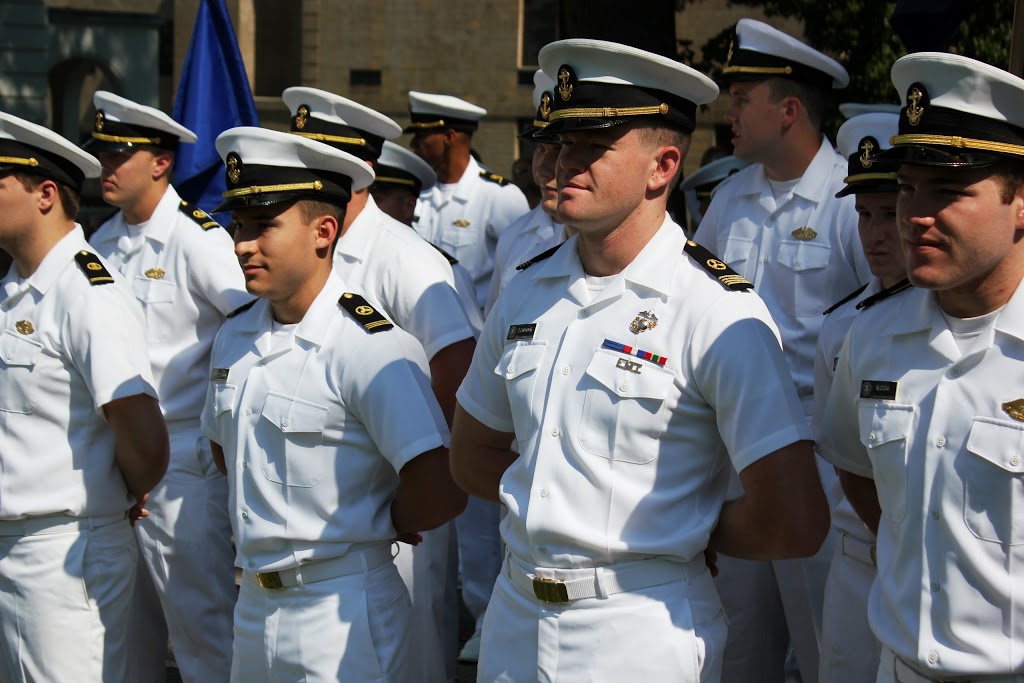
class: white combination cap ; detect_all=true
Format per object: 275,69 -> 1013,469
839,102 -> 901,119
722,19 -> 848,89
0,112 -> 100,192
282,87 -> 401,161
372,140 -> 437,194
835,112 -> 900,197
404,91 -> 487,134
537,38 -> 719,134
213,126 -> 374,213
84,90 -> 196,154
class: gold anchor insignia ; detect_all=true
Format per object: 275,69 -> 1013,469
558,67 -> 573,102
145,268 -> 165,279
226,153 -> 241,184
792,227 -> 818,241
539,92 -> 552,121
727,36 -> 735,64
706,259 -> 727,270
859,139 -> 875,168
1003,398 -> 1024,422
629,310 -> 659,335
15,320 -> 33,335
296,105 -> 310,130
453,219 -> 471,227
907,87 -> 924,126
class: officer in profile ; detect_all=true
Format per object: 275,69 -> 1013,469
451,38 -> 829,682
202,126 -> 466,681
0,111 -> 168,682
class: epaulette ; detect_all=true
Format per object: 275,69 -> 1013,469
179,200 -> 223,231
226,299 -> 257,319
515,242 -> 563,271
823,283 -> 869,316
683,240 -> 753,291
480,171 -> 510,187
338,293 -> 394,333
855,278 -> 911,311
430,243 -> 459,265
74,250 -> 115,286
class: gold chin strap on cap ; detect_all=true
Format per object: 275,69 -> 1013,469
843,172 -> 898,184
91,132 -> 162,145
372,176 -> 416,186
222,180 -> 324,199
291,132 -> 368,147
890,134 -> 1024,157
406,120 -> 445,129
0,156 -> 39,167
722,65 -> 794,76
548,103 -> 669,121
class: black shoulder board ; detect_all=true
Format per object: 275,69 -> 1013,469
179,200 -> 223,231
226,299 -> 257,319
855,278 -> 912,311
480,171 -> 510,186
515,242 -> 564,271
74,250 -> 115,286
683,240 -> 753,291
430,243 -> 459,265
338,293 -> 394,333
822,283 -> 869,316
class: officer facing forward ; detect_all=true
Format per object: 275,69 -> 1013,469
451,39 -> 829,682
819,53 -> 1024,683
85,90 -> 250,683
0,112 -> 168,682
202,126 -> 466,682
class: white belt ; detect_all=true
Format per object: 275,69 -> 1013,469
0,511 -> 127,537
505,552 -> 705,604
887,648 -> 1022,683
251,544 -> 393,590
840,530 -> 877,567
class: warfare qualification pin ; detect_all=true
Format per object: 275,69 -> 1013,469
145,268 -> 165,280
629,310 -> 658,335
15,320 -> 33,335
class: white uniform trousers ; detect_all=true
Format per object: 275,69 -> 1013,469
455,495 -> 503,631
392,526 -> 453,683
0,516 -> 136,683
478,554 -> 727,683
819,531 -> 880,683
231,556 -> 413,682
130,425 -> 236,683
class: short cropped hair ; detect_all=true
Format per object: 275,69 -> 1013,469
295,198 -> 347,250
765,78 -> 827,131
10,172 -> 80,220
635,122 -> 692,192
989,159 -> 1024,204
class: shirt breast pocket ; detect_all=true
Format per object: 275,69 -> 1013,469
259,392 -> 329,487
132,275 -> 178,342
963,417 -> 1024,545
0,330 -> 43,414
578,349 -> 675,464
776,240 -> 833,316
858,402 -> 914,522
495,341 -> 547,442
722,235 -> 754,267
442,221 -> 481,247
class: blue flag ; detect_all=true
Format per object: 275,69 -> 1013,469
172,0 -> 258,215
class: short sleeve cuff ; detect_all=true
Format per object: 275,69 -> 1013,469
456,386 -> 515,433
94,376 -> 158,417
386,433 -> 447,474
730,423 -> 812,473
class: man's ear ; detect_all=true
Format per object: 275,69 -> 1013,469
314,213 -> 340,250
152,151 -> 174,181
648,145 -> 683,193
36,179 -> 61,214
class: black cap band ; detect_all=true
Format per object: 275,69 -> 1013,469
402,112 -> 479,135
82,110 -> 179,154
0,138 -> 86,192
370,163 -> 423,194
722,47 -> 834,89
215,154 -> 353,213
290,104 -> 385,162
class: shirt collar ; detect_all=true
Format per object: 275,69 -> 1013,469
452,156 -> 483,201
14,226 -> 89,297
742,137 -> 843,204
232,271 -> 347,350
121,185 -> 178,245
334,194 -> 378,261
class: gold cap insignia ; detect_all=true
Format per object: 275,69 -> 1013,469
629,310 -> 659,335
792,227 -> 818,241
226,152 -> 242,184
539,92 -> 552,121
94,110 -> 105,132
453,219 -> 471,227
558,66 -> 574,102
1003,398 -> 1024,422
145,268 -> 165,279
295,105 -> 310,130
15,320 -> 33,335
906,83 -> 926,127
727,36 -> 735,65
859,137 -> 876,168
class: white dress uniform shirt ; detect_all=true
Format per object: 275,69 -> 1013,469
458,218 -> 810,568
485,204 -> 565,316
202,271 -> 449,572
90,185 -> 252,421
414,156 -> 529,310
694,138 -> 871,415
334,195 -> 477,357
0,226 -> 156,518
818,282 -> 1024,678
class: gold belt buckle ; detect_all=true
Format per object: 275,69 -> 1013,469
256,571 -> 285,590
532,577 -> 569,604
